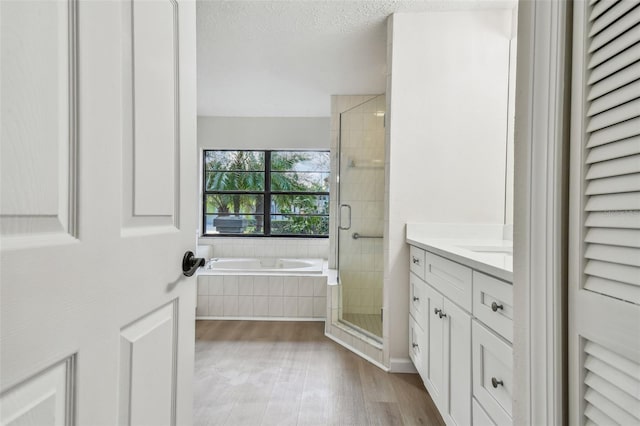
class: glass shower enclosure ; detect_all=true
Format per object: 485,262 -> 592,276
337,95 -> 385,340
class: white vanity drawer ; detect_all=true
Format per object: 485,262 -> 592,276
409,316 -> 426,377
424,252 -> 472,311
473,398 -> 497,426
409,246 -> 426,280
409,272 -> 427,321
472,320 -> 513,426
473,272 -> 513,342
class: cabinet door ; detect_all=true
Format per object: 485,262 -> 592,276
424,284 -> 445,409
443,298 -> 472,426
409,316 -> 426,377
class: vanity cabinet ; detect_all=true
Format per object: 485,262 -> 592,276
408,245 -> 513,426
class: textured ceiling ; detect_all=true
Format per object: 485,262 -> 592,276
196,1 -> 514,117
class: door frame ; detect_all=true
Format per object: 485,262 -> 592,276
512,1 -> 572,425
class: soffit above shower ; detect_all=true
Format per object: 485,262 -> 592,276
196,0 -> 516,118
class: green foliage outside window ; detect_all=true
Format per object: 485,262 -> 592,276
203,150 -> 329,236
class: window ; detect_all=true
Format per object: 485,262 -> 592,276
203,150 -> 330,237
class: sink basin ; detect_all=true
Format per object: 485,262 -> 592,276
458,245 -> 513,255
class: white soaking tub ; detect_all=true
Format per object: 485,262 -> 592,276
204,257 -> 324,275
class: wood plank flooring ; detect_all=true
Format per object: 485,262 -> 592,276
194,320 -> 444,426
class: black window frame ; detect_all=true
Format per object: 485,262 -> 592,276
202,149 -> 330,238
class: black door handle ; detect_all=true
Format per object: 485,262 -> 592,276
182,251 -> 205,277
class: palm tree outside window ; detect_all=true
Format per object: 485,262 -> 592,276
203,150 -> 330,237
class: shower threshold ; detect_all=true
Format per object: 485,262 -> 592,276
340,313 -> 382,342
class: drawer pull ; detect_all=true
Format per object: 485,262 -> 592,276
412,343 -> 419,349
413,296 -> 420,302
434,308 -> 446,319
491,301 -> 504,312
412,257 -> 420,264
491,377 -> 504,388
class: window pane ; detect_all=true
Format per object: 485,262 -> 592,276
271,194 -> 329,215
204,214 -> 265,235
271,151 -> 330,172
205,171 -> 264,191
205,151 -> 265,171
270,172 -> 329,192
270,215 -> 329,236
205,194 -> 264,214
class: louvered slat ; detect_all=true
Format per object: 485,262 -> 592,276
584,227 -> 640,248
585,244 -> 640,267
586,97 -> 640,132
588,25 -> 640,69
587,62 -> 640,101
583,341 -> 640,424
587,78 -> 640,115
585,405 -> 617,426
584,276 -> 640,304
586,116 -> 640,146
585,153 -> 640,177
586,136 -> 640,162
584,388 -> 638,424
585,259 -> 640,285
584,373 -> 640,418
585,192 -> 640,210
590,0 -> 618,22
589,1 -> 638,39
585,341 -> 640,378
586,173 -> 640,194
586,211 -> 640,228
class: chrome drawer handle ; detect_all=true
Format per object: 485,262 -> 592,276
491,302 -> 504,312
413,296 -> 420,302
491,377 -> 504,388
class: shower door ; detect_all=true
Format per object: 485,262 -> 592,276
337,95 -> 385,339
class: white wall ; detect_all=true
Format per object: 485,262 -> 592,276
384,10 -> 513,368
197,116 -> 330,257
198,116 -> 330,149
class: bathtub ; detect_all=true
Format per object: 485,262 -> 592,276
204,257 -> 324,275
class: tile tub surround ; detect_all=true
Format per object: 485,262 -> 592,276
196,273 -> 327,320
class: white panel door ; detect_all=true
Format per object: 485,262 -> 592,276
0,1 -> 198,425
570,1 -> 640,425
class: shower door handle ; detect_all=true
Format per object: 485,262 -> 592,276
339,204 -> 352,230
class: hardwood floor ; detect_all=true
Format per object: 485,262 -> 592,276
194,320 -> 444,426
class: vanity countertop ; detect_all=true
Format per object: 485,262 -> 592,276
406,223 -> 513,282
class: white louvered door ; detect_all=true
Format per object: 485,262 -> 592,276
569,1 -> 640,425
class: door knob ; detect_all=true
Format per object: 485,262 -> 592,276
491,377 -> 504,388
491,302 -> 504,312
182,251 -> 205,277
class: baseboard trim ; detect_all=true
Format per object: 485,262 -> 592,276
196,316 -> 325,322
389,357 -> 417,374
